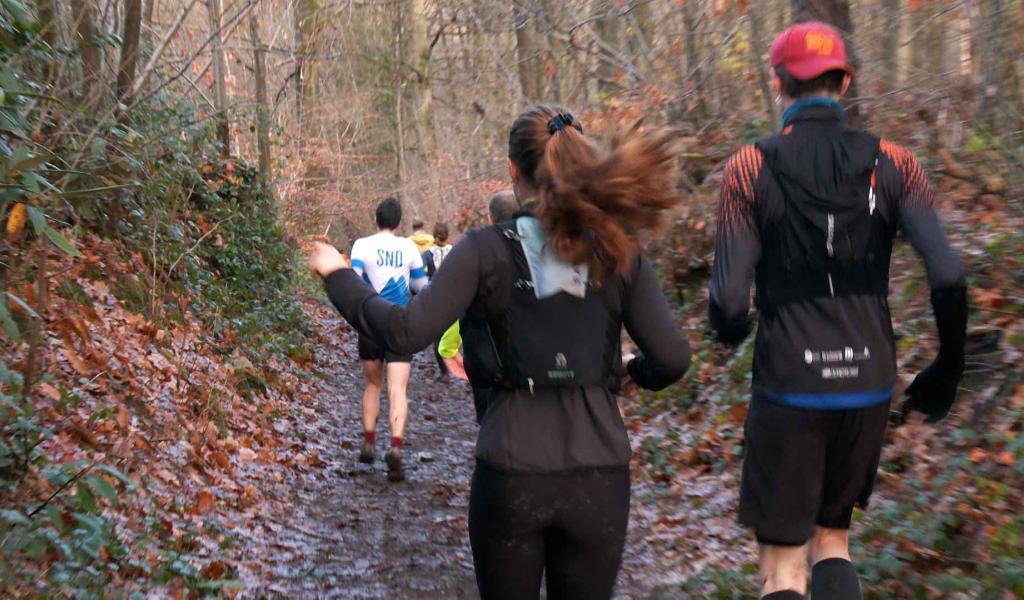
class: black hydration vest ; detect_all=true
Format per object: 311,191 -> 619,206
462,221 -> 622,393
753,132 -> 892,309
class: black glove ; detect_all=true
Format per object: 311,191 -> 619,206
709,299 -> 751,346
902,360 -> 961,422
902,286 -> 967,423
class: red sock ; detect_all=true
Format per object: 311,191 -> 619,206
390,436 -> 403,450
364,431 -> 376,445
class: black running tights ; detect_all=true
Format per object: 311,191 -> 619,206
468,464 -> 630,600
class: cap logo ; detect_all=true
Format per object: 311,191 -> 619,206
805,31 -> 835,56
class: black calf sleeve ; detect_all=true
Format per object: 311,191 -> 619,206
811,558 -> 861,600
762,591 -> 804,600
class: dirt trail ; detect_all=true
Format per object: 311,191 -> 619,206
231,305 -> 672,599
230,306 -> 477,598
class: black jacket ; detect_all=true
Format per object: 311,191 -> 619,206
710,105 -> 966,409
325,223 -> 690,472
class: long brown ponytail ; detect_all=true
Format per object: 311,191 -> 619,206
508,105 -> 682,279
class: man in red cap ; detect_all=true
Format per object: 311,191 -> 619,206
709,21 -> 967,600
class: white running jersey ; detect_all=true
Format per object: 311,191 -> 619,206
350,231 -> 427,306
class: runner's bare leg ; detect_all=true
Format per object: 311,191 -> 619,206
386,362 -> 411,440
362,360 -> 383,434
759,544 -> 808,597
810,527 -> 850,563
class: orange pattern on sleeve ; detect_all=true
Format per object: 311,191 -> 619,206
718,144 -> 764,232
880,139 -> 934,208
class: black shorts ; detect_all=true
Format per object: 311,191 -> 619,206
739,396 -> 891,546
357,333 -> 412,363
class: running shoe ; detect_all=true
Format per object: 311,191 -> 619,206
358,442 -> 375,464
385,449 -> 405,482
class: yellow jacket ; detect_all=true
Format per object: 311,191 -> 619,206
409,230 -> 434,254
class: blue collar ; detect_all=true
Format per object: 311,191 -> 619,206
782,97 -> 845,127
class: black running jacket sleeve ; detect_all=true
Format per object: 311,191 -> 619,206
878,141 -> 968,369
624,255 -> 692,390
709,145 -> 763,345
323,233 -> 482,355
324,228 -> 689,391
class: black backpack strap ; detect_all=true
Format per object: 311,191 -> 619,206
486,220 -> 528,388
495,220 -> 535,292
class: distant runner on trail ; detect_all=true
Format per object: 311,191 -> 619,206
408,218 -> 434,254
709,22 -> 968,600
488,188 -> 520,224
422,222 -> 453,381
437,190 -> 522,399
309,105 -> 691,599
349,197 -> 428,482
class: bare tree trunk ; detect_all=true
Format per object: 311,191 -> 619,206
748,5 -> 777,123
294,0 -> 319,133
909,1 -> 943,79
681,0 -> 706,116
249,8 -> 272,191
132,0 -> 199,98
626,1 -> 654,75
117,0 -> 143,105
592,0 -> 620,100
513,0 -> 542,102
791,0 -> 862,127
407,0 -> 435,156
35,0 -> 58,85
975,0 -> 1019,130
394,1 -> 406,187
293,5 -> 303,126
880,0 -> 900,90
928,4 -> 947,78
540,0 -> 564,102
72,0 -> 102,104
144,0 -> 157,35
207,0 -> 230,157
776,0 -> 789,34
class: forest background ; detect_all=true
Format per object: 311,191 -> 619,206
0,0 -> 1023,597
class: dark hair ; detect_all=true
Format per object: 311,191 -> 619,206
507,104 -> 681,277
412,219 -> 425,230
774,66 -> 847,99
432,222 -> 449,243
488,189 -> 519,223
375,197 -> 402,229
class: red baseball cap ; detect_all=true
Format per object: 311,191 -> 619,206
770,22 -> 852,80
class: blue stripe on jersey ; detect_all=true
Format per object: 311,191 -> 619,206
351,258 -> 365,270
379,276 -> 410,306
763,388 -> 893,410
410,267 -> 426,279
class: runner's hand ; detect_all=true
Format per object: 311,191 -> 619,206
902,360 -> 961,423
444,355 -> 468,381
307,241 -> 349,277
620,352 -> 638,396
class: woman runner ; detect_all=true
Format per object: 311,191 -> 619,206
308,105 -> 691,599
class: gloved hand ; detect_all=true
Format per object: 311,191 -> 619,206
709,300 -> 752,346
902,359 -> 962,423
903,286 -> 968,424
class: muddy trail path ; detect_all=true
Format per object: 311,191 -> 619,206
229,305 -> 478,598
230,304 -> 672,599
